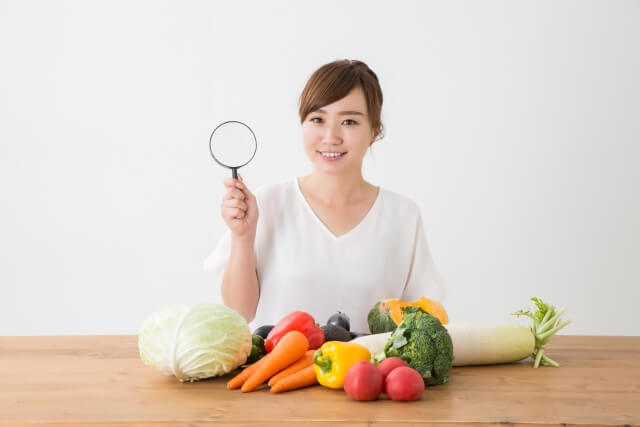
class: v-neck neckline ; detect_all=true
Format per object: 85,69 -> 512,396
293,177 -> 382,241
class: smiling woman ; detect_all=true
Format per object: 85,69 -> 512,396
204,59 -> 446,333
298,59 -> 384,143
299,61 -> 382,182
301,86 -> 375,176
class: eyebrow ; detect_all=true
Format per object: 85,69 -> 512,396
315,109 -> 365,116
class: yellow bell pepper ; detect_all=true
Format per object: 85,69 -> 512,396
313,341 -> 371,389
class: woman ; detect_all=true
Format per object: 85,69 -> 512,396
204,59 -> 445,333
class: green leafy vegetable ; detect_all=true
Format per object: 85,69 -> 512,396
383,307 -> 453,385
138,303 -> 251,382
512,297 -> 572,368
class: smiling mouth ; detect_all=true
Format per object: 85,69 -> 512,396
318,151 -> 347,159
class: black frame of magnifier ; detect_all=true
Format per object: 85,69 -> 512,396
208,120 -> 258,179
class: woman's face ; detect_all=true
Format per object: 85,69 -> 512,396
301,86 -> 376,176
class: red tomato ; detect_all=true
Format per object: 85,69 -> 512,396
344,361 -> 383,401
384,367 -> 425,401
377,357 -> 409,382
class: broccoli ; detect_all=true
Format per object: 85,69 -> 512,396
384,307 -> 453,385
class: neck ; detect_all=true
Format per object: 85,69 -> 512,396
301,169 -> 369,205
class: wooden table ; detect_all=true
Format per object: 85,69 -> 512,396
1,335 -> 638,426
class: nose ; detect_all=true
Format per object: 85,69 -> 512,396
322,121 -> 343,145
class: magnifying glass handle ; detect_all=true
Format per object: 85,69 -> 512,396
232,168 -> 238,180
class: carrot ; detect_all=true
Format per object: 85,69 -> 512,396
241,330 -> 309,392
226,357 -> 267,389
270,365 -> 318,393
268,349 -> 315,387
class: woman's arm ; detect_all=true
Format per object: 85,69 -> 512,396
220,236 -> 259,323
219,176 -> 261,323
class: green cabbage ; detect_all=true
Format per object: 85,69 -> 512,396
138,303 -> 251,382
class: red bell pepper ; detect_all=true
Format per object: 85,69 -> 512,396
304,324 -> 326,350
265,311 -> 326,352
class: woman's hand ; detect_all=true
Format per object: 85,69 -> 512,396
221,175 -> 259,239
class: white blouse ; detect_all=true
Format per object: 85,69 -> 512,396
203,177 -> 446,333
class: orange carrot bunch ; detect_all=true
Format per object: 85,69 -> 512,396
226,330 -> 318,393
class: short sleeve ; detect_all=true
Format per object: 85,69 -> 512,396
401,213 -> 447,303
202,229 -> 232,297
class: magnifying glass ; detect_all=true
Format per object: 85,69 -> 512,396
208,120 -> 257,179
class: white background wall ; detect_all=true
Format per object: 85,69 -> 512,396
1,0 -> 638,336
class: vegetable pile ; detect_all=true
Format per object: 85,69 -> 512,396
138,296 -> 571,402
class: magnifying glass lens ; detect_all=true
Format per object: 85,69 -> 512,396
209,121 -> 257,178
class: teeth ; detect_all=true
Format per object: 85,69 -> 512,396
321,152 -> 344,158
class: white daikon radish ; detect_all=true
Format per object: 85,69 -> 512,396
351,326 -> 534,366
351,297 -> 571,368
444,323 -> 534,366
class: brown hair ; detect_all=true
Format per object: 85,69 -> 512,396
298,59 -> 384,142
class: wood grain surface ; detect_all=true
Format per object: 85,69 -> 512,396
0,335 -> 638,426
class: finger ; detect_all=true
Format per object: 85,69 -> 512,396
225,177 -> 242,188
223,207 -> 244,220
234,180 -> 253,197
224,188 -> 246,201
240,184 -> 255,201
222,199 -> 248,211
231,207 -> 244,219
227,186 -> 251,204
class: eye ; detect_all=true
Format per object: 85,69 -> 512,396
310,117 -> 323,123
343,119 -> 358,125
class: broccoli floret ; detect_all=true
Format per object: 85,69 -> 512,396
384,307 -> 453,385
